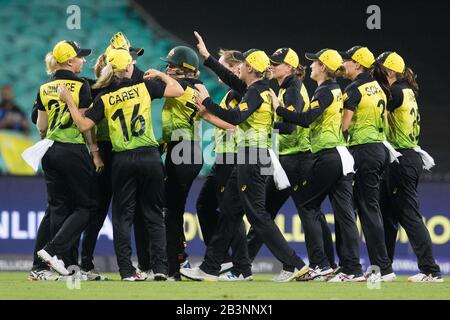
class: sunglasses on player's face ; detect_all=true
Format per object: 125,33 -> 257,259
270,62 -> 281,67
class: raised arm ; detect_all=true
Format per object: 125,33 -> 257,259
194,31 -> 247,94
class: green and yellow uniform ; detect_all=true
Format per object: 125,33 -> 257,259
35,70 -> 92,144
343,72 -> 387,146
86,78 -> 166,152
386,80 -> 420,149
278,79 -> 346,153
204,79 -> 274,149
213,90 -> 241,154
162,78 -> 203,143
274,75 -> 311,154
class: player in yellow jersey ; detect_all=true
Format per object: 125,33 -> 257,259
33,40 -> 100,276
373,52 -> 443,282
57,48 -> 184,281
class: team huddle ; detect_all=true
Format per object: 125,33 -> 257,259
27,30 -> 443,283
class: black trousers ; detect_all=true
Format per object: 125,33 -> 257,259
80,141 -> 113,271
165,140 -> 203,276
200,147 -> 306,276
351,142 -> 393,275
246,151 -> 336,269
296,148 -> 362,275
196,155 -> 249,275
380,149 -> 441,276
41,142 -> 96,258
111,147 -> 167,278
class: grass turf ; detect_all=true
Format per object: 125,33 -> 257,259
0,272 -> 449,300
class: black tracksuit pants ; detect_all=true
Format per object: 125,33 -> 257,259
351,142 -> 393,275
196,155 -> 249,275
80,141 -> 113,271
111,147 -> 167,278
246,151 -> 336,269
41,142 -> 96,259
296,148 -> 362,276
200,147 -> 306,276
380,149 -> 441,276
164,140 -> 203,276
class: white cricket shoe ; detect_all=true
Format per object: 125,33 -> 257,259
37,249 -> 69,276
219,271 -> 253,281
408,273 -> 444,283
328,272 -> 366,282
81,269 -> 108,281
122,272 -> 147,281
273,265 -> 310,282
219,262 -> 234,274
297,266 -> 334,281
180,267 -> 218,281
28,269 -> 60,281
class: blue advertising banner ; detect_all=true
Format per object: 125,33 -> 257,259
0,177 -> 449,274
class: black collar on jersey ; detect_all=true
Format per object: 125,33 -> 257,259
52,69 -> 81,81
319,79 -> 337,88
354,71 -> 372,82
279,74 -> 297,89
248,78 -> 270,90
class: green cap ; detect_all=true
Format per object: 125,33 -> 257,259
161,46 -> 199,72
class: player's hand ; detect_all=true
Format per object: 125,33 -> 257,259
143,69 -> 163,80
57,84 -> 72,103
194,84 -> 209,105
194,31 -> 210,59
91,151 -> 104,175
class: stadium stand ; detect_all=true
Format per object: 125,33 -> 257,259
0,0 -> 226,175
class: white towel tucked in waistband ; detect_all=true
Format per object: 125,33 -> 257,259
269,149 -> 291,190
336,146 -> 355,176
382,141 -> 402,163
21,138 -> 54,172
413,146 -> 435,170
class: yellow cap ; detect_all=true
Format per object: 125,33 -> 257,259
233,49 -> 270,73
305,49 -> 343,72
52,40 -> 91,64
270,48 -> 299,68
340,46 -> 375,68
378,52 -> 405,73
106,48 -> 132,71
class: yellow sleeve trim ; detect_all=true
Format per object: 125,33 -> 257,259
310,100 -> 319,109
239,102 -> 248,111
343,93 -> 349,101
287,106 -> 295,111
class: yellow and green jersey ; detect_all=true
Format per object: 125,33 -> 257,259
203,79 -> 274,149
343,72 -> 387,146
214,90 -> 241,154
85,78 -> 166,152
34,70 -> 92,144
386,80 -> 420,149
162,78 -> 202,143
274,75 -> 311,155
276,79 -> 346,154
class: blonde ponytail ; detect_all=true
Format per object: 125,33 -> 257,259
45,52 -> 63,75
92,64 -> 114,89
92,64 -> 128,89
94,54 -> 107,79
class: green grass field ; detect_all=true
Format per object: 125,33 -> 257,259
1,272 -> 449,300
